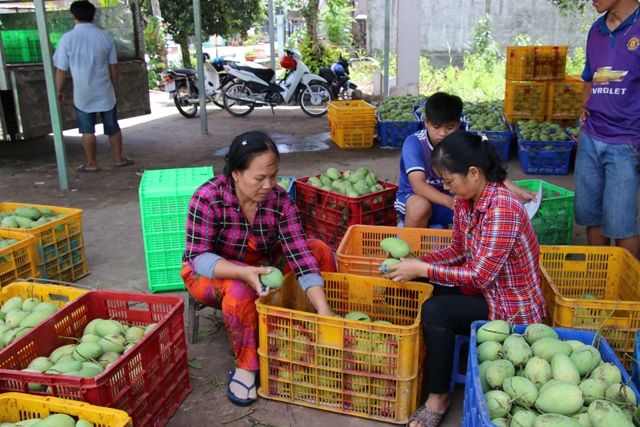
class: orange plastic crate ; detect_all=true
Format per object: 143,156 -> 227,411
329,117 -> 375,149
336,225 -> 452,276
539,245 -> 640,371
257,272 -> 433,424
328,100 -> 377,121
545,75 -> 584,121
505,46 -> 569,81
0,230 -> 39,287
504,81 -> 547,124
0,203 -> 88,282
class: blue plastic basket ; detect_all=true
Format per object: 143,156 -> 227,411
466,122 -> 514,163
378,113 -> 422,149
462,321 -> 640,427
516,124 -> 575,175
278,175 -> 295,199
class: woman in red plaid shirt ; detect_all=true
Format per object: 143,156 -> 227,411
384,131 -> 546,427
181,131 -> 336,406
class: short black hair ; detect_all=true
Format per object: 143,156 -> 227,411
424,92 -> 463,126
70,1 -> 96,23
431,130 -> 507,183
223,131 -> 280,178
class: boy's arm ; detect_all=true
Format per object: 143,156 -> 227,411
408,171 -> 455,210
504,179 -> 537,203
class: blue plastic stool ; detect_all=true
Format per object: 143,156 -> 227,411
450,334 -> 470,392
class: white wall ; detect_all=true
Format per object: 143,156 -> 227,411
367,0 -> 596,61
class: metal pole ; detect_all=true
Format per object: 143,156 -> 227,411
383,0 -> 390,100
193,0 -> 208,134
268,0 -> 276,71
34,0 -> 68,190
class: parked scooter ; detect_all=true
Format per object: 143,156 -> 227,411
319,56 -> 358,100
222,49 -> 332,117
162,55 -> 235,118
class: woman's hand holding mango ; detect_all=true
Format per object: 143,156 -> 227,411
381,257 -> 428,283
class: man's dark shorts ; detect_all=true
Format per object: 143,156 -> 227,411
75,103 -> 120,135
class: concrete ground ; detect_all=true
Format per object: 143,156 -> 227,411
0,91 -> 590,427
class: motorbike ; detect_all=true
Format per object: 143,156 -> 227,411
161,56 -> 236,118
319,56 -> 358,100
222,48 -> 332,117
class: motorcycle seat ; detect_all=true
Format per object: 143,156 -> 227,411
232,65 -> 275,83
172,68 -> 197,76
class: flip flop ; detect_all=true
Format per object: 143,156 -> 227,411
76,165 -> 99,173
227,369 -> 256,407
115,158 -> 135,168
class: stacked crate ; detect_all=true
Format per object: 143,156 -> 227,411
138,167 -> 214,292
327,101 -> 377,149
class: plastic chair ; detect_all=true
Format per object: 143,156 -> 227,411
450,334 -> 470,392
187,293 -> 223,344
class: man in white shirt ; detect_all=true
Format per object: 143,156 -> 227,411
54,0 -> 134,172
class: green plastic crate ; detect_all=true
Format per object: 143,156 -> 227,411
514,179 -> 574,245
139,167 -> 214,292
1,30 -> 65,63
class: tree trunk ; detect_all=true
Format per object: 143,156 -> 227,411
301,0 -> 322,61
179,36 -> 191,68
149,0 -> 167,67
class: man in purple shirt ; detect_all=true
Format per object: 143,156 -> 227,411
575,0 -> 640,260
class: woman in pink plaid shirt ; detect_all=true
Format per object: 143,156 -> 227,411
383,131 -> 546,427
181,131 -> 336,407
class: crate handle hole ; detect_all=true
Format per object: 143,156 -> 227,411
47,294 -> 70,303
127,301 -> 149,311
564,253 -> 586,262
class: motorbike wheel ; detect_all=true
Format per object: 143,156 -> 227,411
213,77 -> 236,108
174,84 -> 198,118
223,83 -> 255,117
299,83 -> 332,117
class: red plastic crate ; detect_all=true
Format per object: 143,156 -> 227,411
0,290 -> 191,427
294,176 -> 398,251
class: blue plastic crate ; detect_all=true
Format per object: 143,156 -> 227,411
466,122 -> 514,163
378,113 -> 421,148
516,124 -> 575,175
462,321 -> 640,427
277,175 -> 295,199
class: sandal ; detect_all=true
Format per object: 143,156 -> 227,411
406,404 -> 447,427
227,369 -> 256,407
114,158 -> 135,168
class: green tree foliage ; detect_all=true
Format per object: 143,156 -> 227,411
295,32 -> 346,74
320,0 -> 355,47
144,15 -> 166,89
548,0 -> 589,15
512,33 -> 546,46
158,0 -> 265,67
470,14 -> 501,72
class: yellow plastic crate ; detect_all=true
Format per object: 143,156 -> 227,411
329,117 -> 375,149
0,392 -> 132,426
545,75 -> 584,121
336,225 -> 452,276
539,245 -> 640,371
0,281 -> 89,307
0,203 -> 88,282
505,46 -> 569,81
328,100 -> 377,122
256,272 -> 433,424
0,230 -> 39,287
504,81 -> 547,124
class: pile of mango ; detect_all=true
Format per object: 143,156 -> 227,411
476,320 -> 638,427
0,206 -> 67,231
377,94 -> 423,122
465,101 -> 510,132
0,296 -> 59,350
1,414 -> 96,427
18,318 -> 156,390
0,236 -> 20,263
307,167 -> 386,198
517,120 -> 572,142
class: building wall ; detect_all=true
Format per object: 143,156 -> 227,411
367,0 -> 596,67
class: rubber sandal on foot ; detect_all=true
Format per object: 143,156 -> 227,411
227,369 -> 256,407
